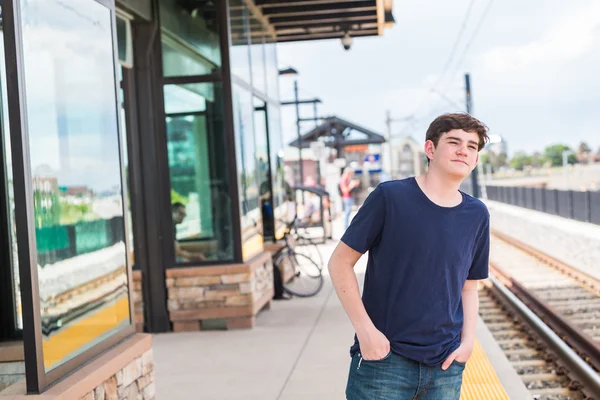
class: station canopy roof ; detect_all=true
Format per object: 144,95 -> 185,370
229,0 -> 395,43
289,116 -> 386,149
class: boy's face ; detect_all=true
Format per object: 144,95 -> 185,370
426,129 -> 480,179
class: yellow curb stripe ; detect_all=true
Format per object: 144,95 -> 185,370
461,339 -> 510,399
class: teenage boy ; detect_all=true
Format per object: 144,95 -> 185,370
328,113 -> 491,399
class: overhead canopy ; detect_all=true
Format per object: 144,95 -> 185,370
229,0 -> 395,44
289,116 -> 386,149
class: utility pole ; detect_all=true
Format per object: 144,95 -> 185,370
385,110 -> 393,176
294,80 -> 303,186
280,77 -> 321,186
465,73 -> 480,198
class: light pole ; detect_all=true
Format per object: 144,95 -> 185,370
294,80 -> 302,185
465,73 -> 480,198
278,68 -> 301,184
279,68 -> 322,186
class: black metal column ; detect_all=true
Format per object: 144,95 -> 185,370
0,115 -> 19,341
130,19 -> 170,332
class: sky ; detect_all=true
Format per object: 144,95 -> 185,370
276,0 -> 600,157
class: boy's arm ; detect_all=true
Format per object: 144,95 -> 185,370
441,279 -> 479,370
328,241 -> 390,361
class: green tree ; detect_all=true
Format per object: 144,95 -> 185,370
487,151 -> 508,171
480,152 -> 490,167
509,151 -> 533,171
531,151 -> 546,167
544,144 -> 577,167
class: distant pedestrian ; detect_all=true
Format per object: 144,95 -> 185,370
339,167 -> 360,229
328,113 -> 491,399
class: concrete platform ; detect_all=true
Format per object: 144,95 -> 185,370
152,215 -> 530,399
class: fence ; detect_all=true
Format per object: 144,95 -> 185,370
486,185 -> 600,225
36,216 -> 125,267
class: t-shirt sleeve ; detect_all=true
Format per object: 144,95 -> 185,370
340,184 -> 386,254
467,215 -> 490,280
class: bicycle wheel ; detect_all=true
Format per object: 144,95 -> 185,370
279,252 -> 324,297
293,241 -> 323,268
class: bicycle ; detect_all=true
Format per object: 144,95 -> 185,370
273,217 -> 324,297
287,219 -> 324,268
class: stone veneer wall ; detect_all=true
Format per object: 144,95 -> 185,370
168,251 -> 274,331
0,335 -> 153,400
132,271 -> 144,333
77,349 -> 154,400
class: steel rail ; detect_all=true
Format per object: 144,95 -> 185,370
488,275 -> 600,397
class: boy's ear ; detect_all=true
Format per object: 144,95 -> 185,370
424,140 -> 436,161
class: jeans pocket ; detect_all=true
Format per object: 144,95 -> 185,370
357,351 -> 392,369
453,360 -> 466,368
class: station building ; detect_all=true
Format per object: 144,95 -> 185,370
0,0 -> 394,396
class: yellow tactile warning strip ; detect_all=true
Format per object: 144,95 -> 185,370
460,338 -> 510,400
42,296 -> 130,370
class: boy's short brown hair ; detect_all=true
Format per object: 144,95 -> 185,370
425,113 -> 489,151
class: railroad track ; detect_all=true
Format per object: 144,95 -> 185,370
480,287 -> 588,399
481,230 -> 600,399
490,230 -> 600,369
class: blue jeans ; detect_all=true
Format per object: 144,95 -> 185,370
343,197 -> 354,229
346,351 -> 465,400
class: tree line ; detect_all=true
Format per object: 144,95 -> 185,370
481,142 -> 599,172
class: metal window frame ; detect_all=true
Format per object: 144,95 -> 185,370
156,0 -> 244,268
2,0 -> 134,393
0,92 -> 21,341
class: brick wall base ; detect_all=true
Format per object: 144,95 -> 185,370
0,334 -> 154,400
167,251 -> 274,331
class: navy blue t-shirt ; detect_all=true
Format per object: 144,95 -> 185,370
341,177 -> 490,366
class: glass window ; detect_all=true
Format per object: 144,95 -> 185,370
229,0 -> 251,84
117,66 -> 135,269
250,29 -> 266,95
0,27 -> 21,334
19,0 -> 130,372
254,98 -> 272,239
267,103 -> 287,239
164,82 -> 234,263
232,85 -> 262,260
265,40 -> 280,102
160,0 -> 221,77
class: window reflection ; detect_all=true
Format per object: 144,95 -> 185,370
19,0 -> 130,371
265,41 -> 280,101
267,103 -> 287,239
229,0 -> 251,83
160,0 -> 221,77
250,28 -> 267,95
254,98 -> 272,239
164,82 -> 234,263
233,85 -> 263,260
117,66 -> 135,268
0,27 -> 21,333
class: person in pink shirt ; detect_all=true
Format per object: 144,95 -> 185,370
339,167 -> 360,229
